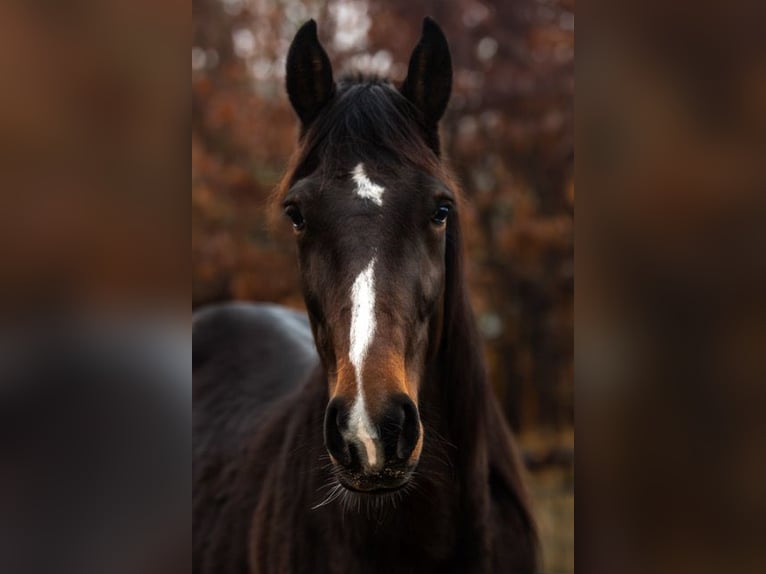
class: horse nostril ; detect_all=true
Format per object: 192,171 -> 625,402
381,394 -> 420,462
324,398 -> 351,466
397,398 -> 420,460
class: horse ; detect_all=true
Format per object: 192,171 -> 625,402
193,18 -> 538,574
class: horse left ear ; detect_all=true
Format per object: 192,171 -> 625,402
401,17 -> 453,128
286,20 -> 335,128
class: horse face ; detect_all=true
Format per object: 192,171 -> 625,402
283,164 -> 453,490
283,19 -> 453,493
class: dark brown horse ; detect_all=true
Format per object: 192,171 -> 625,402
193,18 -> 537,573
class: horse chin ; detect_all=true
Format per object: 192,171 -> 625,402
336,467 -> 414,495
340,480 -> 408,495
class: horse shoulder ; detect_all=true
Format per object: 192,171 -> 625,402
193,302 -> 320,574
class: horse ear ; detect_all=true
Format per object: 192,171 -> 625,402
286,20 -> 335,127
400,17 -> 453,127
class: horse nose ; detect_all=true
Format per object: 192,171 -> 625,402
324,394 -> 420,471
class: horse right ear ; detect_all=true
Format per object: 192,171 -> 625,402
286,20 -> 335,128
400,17 -> 452,128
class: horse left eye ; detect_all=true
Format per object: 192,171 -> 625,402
431,205 -> 450,225
284,204 -> 305,231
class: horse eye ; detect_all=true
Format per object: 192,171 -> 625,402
431,204 -> 451,225
284,205 -> 305,231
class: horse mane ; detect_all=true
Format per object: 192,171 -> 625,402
436,205 -> 538,567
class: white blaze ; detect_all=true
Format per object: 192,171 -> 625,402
351,163 -> 385,206
348,257 -> 380,469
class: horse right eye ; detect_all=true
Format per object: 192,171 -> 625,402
284,205 -> 305,231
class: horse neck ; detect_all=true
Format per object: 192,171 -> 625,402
420,260 -> 539,563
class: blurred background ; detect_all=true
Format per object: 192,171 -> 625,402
578,2 -> 766,573
0,2 -> 189,572
192,0 -> 574,571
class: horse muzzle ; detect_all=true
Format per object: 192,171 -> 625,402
324,393 -> 422,491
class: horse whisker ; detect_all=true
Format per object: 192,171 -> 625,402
311,483 -> 344,511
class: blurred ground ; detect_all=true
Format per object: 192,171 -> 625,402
192,1 -> 573,570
